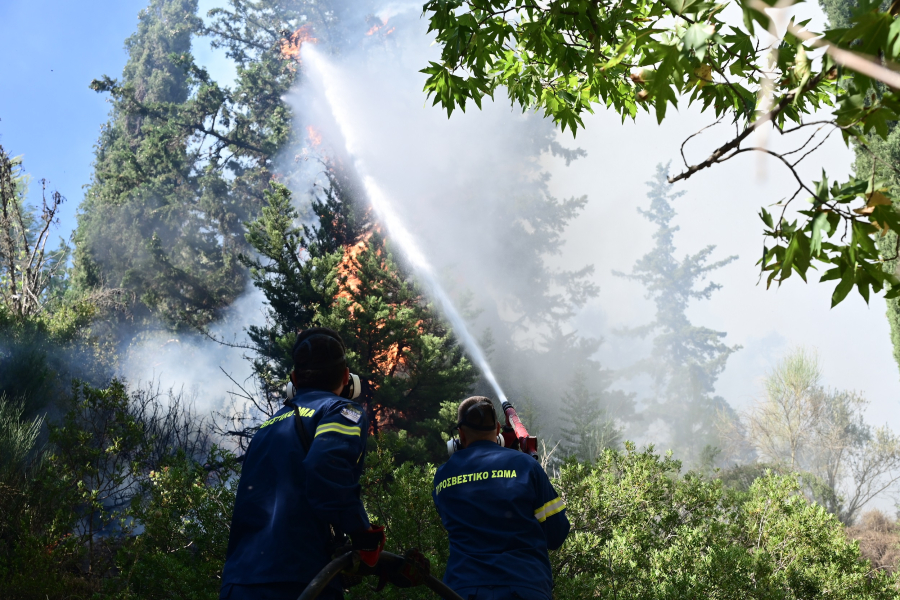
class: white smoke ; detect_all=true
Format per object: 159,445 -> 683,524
116,286 -> 266,416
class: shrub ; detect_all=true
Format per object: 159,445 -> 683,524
552,443 -> 898,599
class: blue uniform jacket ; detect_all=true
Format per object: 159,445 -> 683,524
432,440 -> 570,598
221,388 -> 370,591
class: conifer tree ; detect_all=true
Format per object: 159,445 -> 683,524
73,0 -> 223,329
73,0 -> 314,330
560,370 -> 623,462
616,164 -> 739,465
241,168 -> 475,462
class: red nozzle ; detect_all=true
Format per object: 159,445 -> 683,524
502,401 -> 538,459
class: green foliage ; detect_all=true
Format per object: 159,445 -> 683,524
0,300 -> 114,415
818,1 -> 900,375
4,382 -> 898,599
0,145 -> 118,413
1,379 -> 234,599
241,178 -> 476,462
553,444 -> 898,598
110,449 -> 239,600
422,0 -> 900,308
356,440 -> 900,599
616,165 -> 738,464
351,433 -> 450,600
47,380 -> 151,580
0,396 -> 44,482
560,370 -> 624,461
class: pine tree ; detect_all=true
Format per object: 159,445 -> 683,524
242,170 -> 475,462
616,164 -> 739,465
560,370 -> 623,462
72,0 -> 315,330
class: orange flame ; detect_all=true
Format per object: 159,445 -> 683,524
336,236 -> 369,302
306,125 -> 322,147
280,25 -> 317,62
335,232 -> 414,385
365,16 -> 390,36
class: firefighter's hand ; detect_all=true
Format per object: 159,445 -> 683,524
350,525 -> 385,567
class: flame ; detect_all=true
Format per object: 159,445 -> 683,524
306,125 -> 322,147
336,235 -> 370,302
280,25 -> 317,62
365,16 -> 390,36
335,232 -> 414,383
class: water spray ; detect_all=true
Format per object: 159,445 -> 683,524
302,46 -> 508,405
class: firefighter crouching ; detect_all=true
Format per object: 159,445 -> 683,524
432,397 -> 570,600
220,327 -> 385,600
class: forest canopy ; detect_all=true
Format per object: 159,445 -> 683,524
3,0 -> 900,598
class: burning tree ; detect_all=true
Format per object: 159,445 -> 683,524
241,164 -> 475,461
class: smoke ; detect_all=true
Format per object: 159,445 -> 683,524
117,286 -> 266,416
112,0 -> 900,461
283,5 -> 598,438
300,45 -> 510,404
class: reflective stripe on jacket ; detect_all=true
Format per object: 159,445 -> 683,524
221,388 -> 370,590
432,440 -> 570,598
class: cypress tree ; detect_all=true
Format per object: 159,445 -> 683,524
72,0 -> 310,330
560,369 -> 626,462
616,164 -> 739,465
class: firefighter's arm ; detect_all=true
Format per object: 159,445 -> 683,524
533,465 -> 570,550
304,401 -> 370,533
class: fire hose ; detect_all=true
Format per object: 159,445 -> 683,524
297,551 -> 464,600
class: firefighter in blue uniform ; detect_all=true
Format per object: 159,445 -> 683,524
220,328 -> 385,600
432,397 -> 570,600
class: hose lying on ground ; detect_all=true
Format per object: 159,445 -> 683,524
297,551 -> 463,600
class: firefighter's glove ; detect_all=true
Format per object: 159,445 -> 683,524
350,525 -> 385,568
393,548 -> 430,588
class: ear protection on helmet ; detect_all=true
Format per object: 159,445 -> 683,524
341,372 -> 361,400
446,433 -> 505,457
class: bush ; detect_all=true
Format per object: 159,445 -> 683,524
4,384 -> 898,600
846,510 -> 900,574
355,440 -> 899,599
110,448 -> 239,600
552,443 -> 898,599
0,380 -> 231,600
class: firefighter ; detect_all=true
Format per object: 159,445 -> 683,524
432,397 -> 570,600
220,327 -> 385,600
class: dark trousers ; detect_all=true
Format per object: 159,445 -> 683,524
219,581 -> 342,600
455,586 -> 550,600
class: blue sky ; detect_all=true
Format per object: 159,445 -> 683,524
0,0 -> 150,239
